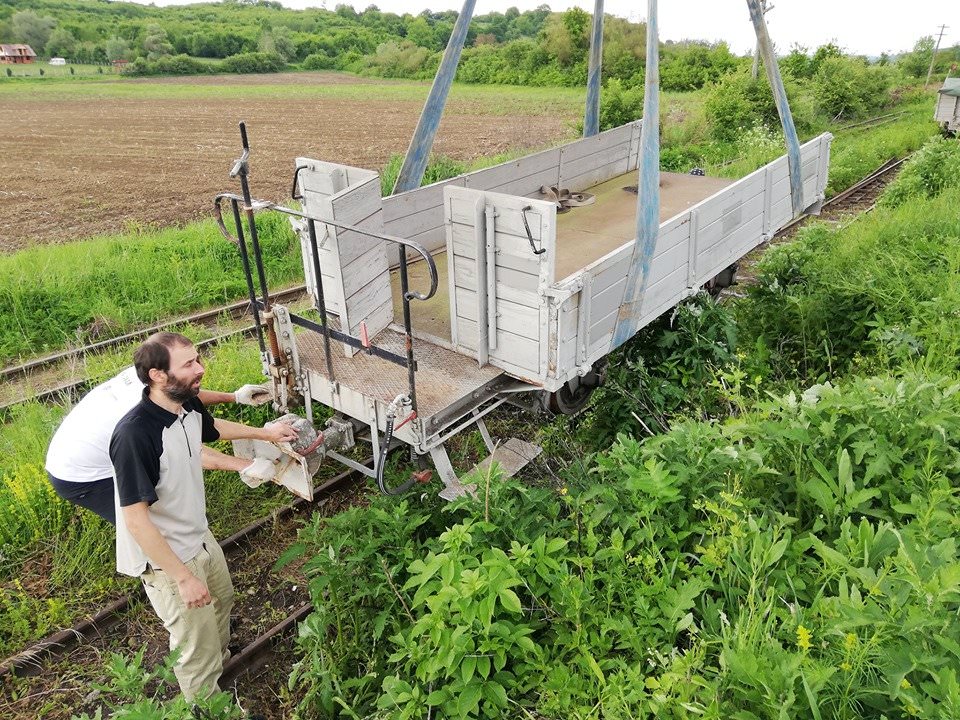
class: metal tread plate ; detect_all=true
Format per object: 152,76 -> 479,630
295,325 -> 502,420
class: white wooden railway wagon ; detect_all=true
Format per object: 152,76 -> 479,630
936,78 -> 960,135
223,121 -> 833,500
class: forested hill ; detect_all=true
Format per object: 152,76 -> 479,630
2,0 -> 957,96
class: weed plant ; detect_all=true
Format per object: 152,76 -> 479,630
285,372 -> 960,719
737,180 -> 960,384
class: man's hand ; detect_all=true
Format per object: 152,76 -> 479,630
263,420 -> 299,445
239,457 -> 279,488
176,573 -> 212,609
234,383 -> 273,406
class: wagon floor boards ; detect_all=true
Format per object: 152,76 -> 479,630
553,171 -> 732,282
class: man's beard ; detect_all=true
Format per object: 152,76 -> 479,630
163,375 -> 200,403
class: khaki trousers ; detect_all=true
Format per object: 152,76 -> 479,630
141,530 -> 234,701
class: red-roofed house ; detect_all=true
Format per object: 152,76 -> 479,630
0,44 -> 37,64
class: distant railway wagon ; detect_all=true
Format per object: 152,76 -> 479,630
936,78 -> 960,135
217,0 -> 833,500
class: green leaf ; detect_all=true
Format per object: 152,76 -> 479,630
498,588 -> 522,614
582,649 -> 606,685
461,655 -> 477,684
457,682 -> 482,717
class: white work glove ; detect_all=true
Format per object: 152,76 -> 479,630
234,384 -> 273,406
239,457 -> 278,488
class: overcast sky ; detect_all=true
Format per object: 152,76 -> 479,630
137,0 -> 957,57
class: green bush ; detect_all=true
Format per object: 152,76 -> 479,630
285,368 -> 960,719
705,70 -> 779,142
737,181 -> 960,382
811,56 -> 896,120
121,53 -> 213,77
596,77 -> 644,131
879,135 -> 960,207
301,51 -> 335,70
219,51 -> 286,74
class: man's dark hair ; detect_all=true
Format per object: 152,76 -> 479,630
134,332 -> 194,386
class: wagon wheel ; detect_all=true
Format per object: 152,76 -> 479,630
545,362 -> 606,416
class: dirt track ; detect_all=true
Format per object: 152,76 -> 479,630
2,73 -> 577,252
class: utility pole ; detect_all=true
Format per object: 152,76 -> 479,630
751,0 -> 773,79
925,24 -> 948,89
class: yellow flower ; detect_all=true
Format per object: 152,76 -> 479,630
796,624 -> 812,651
840,662 -> 852,672
558,487 -> 568,496
900,678 -> 913,690
844,632 -> 857,650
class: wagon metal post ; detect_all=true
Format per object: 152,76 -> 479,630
231,122 -> 283,365
583,0 -> 605,137
611,0 -> 659,349
746,0 -> 803,217
392,0 -> 477,194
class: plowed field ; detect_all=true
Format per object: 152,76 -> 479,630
2,72 -> 580,251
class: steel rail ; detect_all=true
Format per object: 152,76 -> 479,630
0,462 -> 369,680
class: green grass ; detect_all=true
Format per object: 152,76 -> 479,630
0,212 -> 301,364
0,71 -> 585,117
0,62 -> 112,79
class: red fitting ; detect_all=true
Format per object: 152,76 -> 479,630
393,411 -> 417,431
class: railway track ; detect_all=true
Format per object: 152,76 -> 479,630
0,463 -> 369,719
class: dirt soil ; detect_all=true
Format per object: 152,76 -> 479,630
2,72 -> 574,252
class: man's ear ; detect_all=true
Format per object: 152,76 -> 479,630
147,367 -> 166,386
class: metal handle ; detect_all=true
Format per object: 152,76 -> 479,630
521,206 -> 546,255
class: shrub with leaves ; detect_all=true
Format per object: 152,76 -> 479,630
879,135 -> 960,208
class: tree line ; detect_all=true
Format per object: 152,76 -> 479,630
2,0 -> 958,135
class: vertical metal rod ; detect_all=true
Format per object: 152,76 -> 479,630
307,218 -> 336,384
229,198 -> 267,358
236,123 -> 273,312
612,0 -> 660,349
583,0 -> 605,137
234,122 -> 282,364
746,0 -> 803,217
398,252 -> 418,412
392,0 -> 477,195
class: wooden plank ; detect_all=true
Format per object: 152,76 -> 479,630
340,242 -> 389,300
334,211 -> 387,266
456,318 -> 540,371
463,148 -> 561,192
330,176 -> 382,225
455,289 -> 539,338
382,177 -> 464,223
559,123 -> 637,163
343,271 -> 392,313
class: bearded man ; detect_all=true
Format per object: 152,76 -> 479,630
109,331 -> 296,701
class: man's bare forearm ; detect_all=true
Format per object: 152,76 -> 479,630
197,389 -> 236,407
